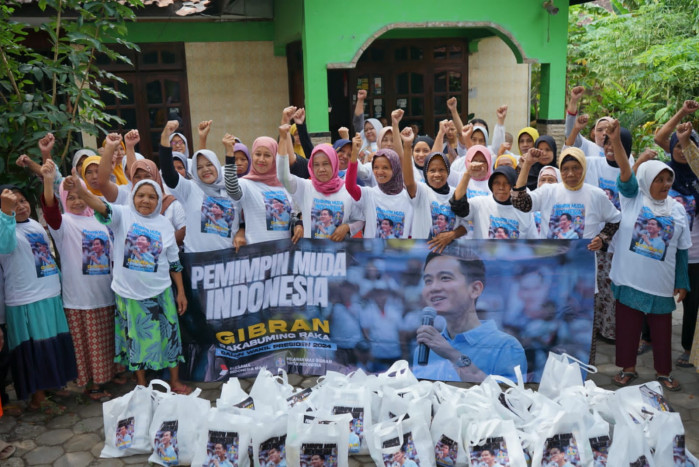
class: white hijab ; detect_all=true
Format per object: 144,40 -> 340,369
637,160 -> 675,217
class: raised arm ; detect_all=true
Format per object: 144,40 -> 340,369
64,172 -> 108,216
433,119 -> 448,153
198,120 -> 212,150
124,129 -> 141,180
607,120 -> 632,182
490,105 -> 508,152
292,108 -> 314,157
447,97 -> 464,136
511,149 -> 543,212
0,190 -> 18,254
277,124 -> 298,194
353,89 -> 367,135
566,114 -> 589,147
457,123 -> 474,150
391,108 -> 404,160
654,100 -> 698,153
39,160 -> 63,230
38,133 -> 55,164
222,133 -> 242,201
345,133 -> 364,201
400,126 -> 417,198
677,122 -> 699,177
159,120 -> 181,189
97,133 -> 123,202
281,106 -> 299,166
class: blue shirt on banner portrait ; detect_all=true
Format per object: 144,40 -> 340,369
375,206 -> 405,239
83,229 -> 111,275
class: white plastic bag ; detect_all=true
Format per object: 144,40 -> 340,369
529,411 -> 591,467
249,368 -> 293,414
607,420 -> 656,467
313,382 -> 373,455
217,377 -> 255,409
378,381 -> 433,426
646,411 -> 686,467
191,407 -> 253,467
101,380 -> 167,457
613,381 -> 674,425
286,411 -> 351,467
251,412 -> 288,467
148,386 -> 211,466
367,414 -> 435,467
431,398 -> 470,467
463,419 -> 528,467
376,360 -> 419,390
538,352 -> 597,400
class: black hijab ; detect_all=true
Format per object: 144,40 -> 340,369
526,135 -> 558,191
488,166 -> 517,205
422,152 -> 451,195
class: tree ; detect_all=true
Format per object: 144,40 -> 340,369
567,0 -> 699,154
0,0 -> 141,193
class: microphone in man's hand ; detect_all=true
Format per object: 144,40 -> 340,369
417,307 -> 437,366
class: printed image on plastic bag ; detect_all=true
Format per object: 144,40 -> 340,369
470,436 -> 510,467
382,432 -> 420,467
640,384 -> 673,412
116,417 -> 134,450
541,433 -> 580,466
287,388 -> 313,407
673,434 -> 686,466
154,421 -> 179,466
301,443 -> 338,467
629,455 -> 650,467
259,435 -> 286,467
435,435 -> 458,467
589,435 -> 610,466
331,406 -> 363,453
203,430 -> 239,467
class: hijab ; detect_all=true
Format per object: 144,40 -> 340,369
465,145 -> 493,181
360,118 -> 383,154
494,154 -> 518,169
525,135 -> 558,191
129,159 -> 177,214
412,135 -> 435,170
602,127 -> 632,168
637,160 -> 675,217
333,139 -> 351,178
668,130 -> 699,198
172,151 -> 190,176
72,149 -> 96,171
0,184 -> 30,221
130,179 -> 163,219
290,124 -> 306,159
59,178 -> 93,217
472,125 -> 489,146
377,127 -> 393,150
537,166 -> 561,186
488,166 -> 517,205
244,136 -> 282,187
372,149 -> 404,196
169,132 -> 190,159
81,156 -> 103,196
558,147 -> 587,191
190,150 -> 226,197
423,152 -> 451,195
517,127 -> 540,155
308,144 -> 344,196
234,143 -> 251,176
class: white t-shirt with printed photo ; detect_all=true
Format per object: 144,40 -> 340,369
464,196 -> 538,240
0,219 -> 61,306
526,182 -> 621,239
237,179 -> 293,244
102,205 -> 179,300
410,183 -> 466,240
610,193 -> 691,297
48,213 -> 115,309
356,186 -> 413,239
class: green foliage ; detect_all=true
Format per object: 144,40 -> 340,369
567,0 -> 699,155
0,0 -> 141,192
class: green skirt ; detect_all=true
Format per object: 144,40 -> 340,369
114,287 -> 184,371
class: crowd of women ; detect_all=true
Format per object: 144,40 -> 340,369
0,86 -> 697,415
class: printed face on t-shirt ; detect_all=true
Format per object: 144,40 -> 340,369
629,206 -> 674,261
123,224 -> 162,273
201,196 -> 235,238
264,191 -> 291,231
27,232 -> 58,278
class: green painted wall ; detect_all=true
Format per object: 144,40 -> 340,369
273,0 -> 304,56
300,0 -> 569,132
122,21 -> 274,43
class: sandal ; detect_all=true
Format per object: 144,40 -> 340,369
84,388 -> 112,401
637,340 -> 652,355
171,384 -> 193,395
26,399 -> 67,416
612,370 -> 638,387
2,403 -> 23,417
0,441 -> 15,460
676,352 -> 694,368
656,375 -> 681,392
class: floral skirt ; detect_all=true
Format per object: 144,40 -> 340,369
114,288 -> 183,371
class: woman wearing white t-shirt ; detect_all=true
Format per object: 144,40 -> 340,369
64,176 -> 191,394
0,184 -> 77,413
159,121 -> 241,253
277,124 -> 364,240
512,146 -> 621,244
40,160 -> 116,401
605,119 -> 690,392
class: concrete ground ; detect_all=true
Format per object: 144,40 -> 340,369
0,308 -> 696,466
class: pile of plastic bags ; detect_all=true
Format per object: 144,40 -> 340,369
100,354 -> 697,466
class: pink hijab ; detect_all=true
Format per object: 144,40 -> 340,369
60,178 -> 94,217
244,137 -> 282,187
466,145 -> 493,181
309,144 -> 344,195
